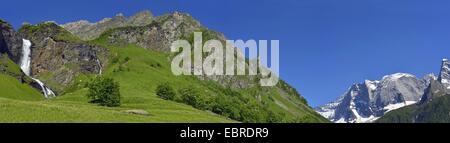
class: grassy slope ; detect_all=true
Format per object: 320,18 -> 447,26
0,53 -> 232,122
85,36 -> 326,122
0,40 -> 326,123
0,24 -> 326,123
0,41 -> 324,122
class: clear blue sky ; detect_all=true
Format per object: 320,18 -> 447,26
1,0 -> 450,107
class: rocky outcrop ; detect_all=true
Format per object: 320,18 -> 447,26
62,10 -> 153,40
128,10 -> 153,26
125,109 -> 151,116
0,19 -> 23,78
1,19 -> 53,95
438,59 -> 450,90
419,79 -> 447,104
18,22 -> 107,93
377,78 -> 450,123
0,19 -> 23,63
100,12 -> 203,52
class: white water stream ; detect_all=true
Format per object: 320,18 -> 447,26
20,39 -> 55,98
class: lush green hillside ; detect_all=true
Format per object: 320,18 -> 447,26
0,11 -> 328,123
0,54 -> 231,123
0,39 -> 326,122
85,37 -> 328,122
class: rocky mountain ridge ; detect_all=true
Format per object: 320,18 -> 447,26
317,59 -> 450,123
62,10 -> 153,40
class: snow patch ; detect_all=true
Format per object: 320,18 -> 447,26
382,73 -> 415,81
365,80 -> 379,91
349,99 -> 379,123
383,101 -> 416,113
442,79 -> 449,84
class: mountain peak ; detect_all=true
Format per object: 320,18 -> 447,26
61,10 -> 154,40
419,79 -> 447,104
133,10 -> 153,17
438,58 -> 450,89
128,10 -> 153,26
115,13 -> 125,17
317,72 -> 427,123
382,73 -> 415,81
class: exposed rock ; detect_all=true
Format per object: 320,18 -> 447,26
438,59 -> 450,90
0,19 -> 51,95
316,73 -> 429,123
125,109 -> 151,116
128,10 -> 153,26
18,22 -> 107,93
61,10 -> 153,40
101,12 -> 203,52
419,79 -> 448,104
377,79 -> 450,123
0,19 -> 23,63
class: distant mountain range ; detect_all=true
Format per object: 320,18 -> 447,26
316,59 -> 450,123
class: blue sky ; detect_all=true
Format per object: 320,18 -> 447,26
1,0 -> 450,106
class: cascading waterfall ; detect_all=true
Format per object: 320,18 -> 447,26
20,39 -> 55,98
96,59 -> 102,75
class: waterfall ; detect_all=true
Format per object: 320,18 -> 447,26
20,39 -> 32,76
20,39 -> 56,98
96,59 -> 102,75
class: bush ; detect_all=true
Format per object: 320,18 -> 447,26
156,83 -> 177,100
123,57 -> 131,63
211,95 -> 241,120
86,77 -> 121,107
111,56 -> 120,64
179,87 -> 209,110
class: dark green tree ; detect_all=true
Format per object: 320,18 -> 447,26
156,83 -> 177,101
86,77 -> 121,107
179,87 -> 208,110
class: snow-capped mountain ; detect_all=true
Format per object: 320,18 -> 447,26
316,73 -> 433,123
316,59 -> 450,123
438,59 -> 450,90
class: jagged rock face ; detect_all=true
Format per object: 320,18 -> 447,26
438,59 -> 450,90
101,12 -> 203,52
0,20 -> 50,94
19,22 -> 106,93
0,19 -> 23,79
374,73 -> 426,105
377,79 -> 450,123
0,19 -> 23,63
62,10 -> 153,40
91,12 -> 258,89
316,73 -> 429,123
62,11 -> 272,90
31,37 -> 102,74
419,79 -> 447,104
128,10 -> 153,26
